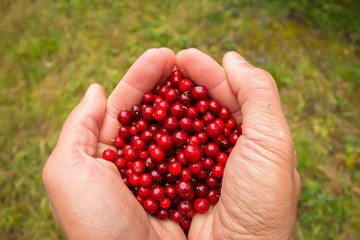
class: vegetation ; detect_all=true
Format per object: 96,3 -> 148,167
1,0 -> 359,239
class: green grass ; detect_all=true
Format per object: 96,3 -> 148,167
1,0 -> 359,239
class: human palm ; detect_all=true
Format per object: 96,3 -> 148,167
43,48 -> 300,240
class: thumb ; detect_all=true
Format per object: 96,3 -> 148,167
57,83 -> 106,156
222,52 -> 294,166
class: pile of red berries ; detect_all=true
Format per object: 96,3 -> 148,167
102,70 -> 242,231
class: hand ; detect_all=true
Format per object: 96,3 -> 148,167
42,48 -> 187,240
175,49 -> 301,240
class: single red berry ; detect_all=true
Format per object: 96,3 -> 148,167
136,119 -> 149,132
118,126 -> 130,139
139,150 -> 149,159
143,198 -> 158,214
196,132 -> 208,144
115,157 -> 126,168
157,134 -> 173,150
129,125 -> 138,136
175,180 -> 193,197
169,161 -> 182,176
179,92 -> 192,105
205,176 -> 219,188
216,152 -> 228,165
165,185 -> 176,199
169,70 -> 182,87
133,139 -> 146,150
237,123 -> 243,134
191,85 -> 209,101
204,143 -> 220,158
170,102 -> 186,119
117,110 -> 132,125
202,158 -> 214,170
154,109 -> 167,121
186,107 -> 199,119
208,100 -> 220,114
157,100 -> 170,111
131,104 -> 141,120
152,84 -> 161,94
179,117 -> 193,133
206,122 -> 222,139
179,78 -> 194,92
124,147 -> 138,162
132,160 -> 146,174
211,164 -> 224,178
178,201 -> 193,216
202,112 -> 215,125
229,132 -> 240,146
196,100 -> 209,114
103,148 -> 116,161
114,136 -> 125,148
184,144 -> 203,163
149,170 -> 163,183
226,117 -> 237,129
141,106 -> 155,121
188,161 -> 203,175
159,197 -> 171,209
195,183 -> 209,197
188,135 -> 200,145
222,126 -> 231,137
218,106 -> 231,121
165,89 -> 179,103
193,120 -> 205,132
141,130 -> 154,145
163,117 -> 179,132
180,218 -> 192,231
170,209 -> 186,223
139,173 -> 153,188
151,186 -> 166,201
180,168 -> 192,180
137,186 -> 151,198
193,198 -> 210,213
149,147 -> 166,163
172,130 -> 189,149
149,124 -> 160,134
142,92 -> 154,104
176,151 -> 188,165
196,169 -> 208,179
156,209 -> 170,219
207,189 -> 220,204
129,173 -> 140,187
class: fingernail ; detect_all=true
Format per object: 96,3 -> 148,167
227,51 -> 247,64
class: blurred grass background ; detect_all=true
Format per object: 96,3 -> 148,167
0,0 -> 359,239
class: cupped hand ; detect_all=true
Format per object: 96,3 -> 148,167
175,49 -> 301,240
42,48 -> 187,240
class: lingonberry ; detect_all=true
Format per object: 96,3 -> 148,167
179,117 -> 193,133
163,117 -> 179,132
175,180 -> 193,197
131,105 -> 141,120
103,148 -> 116,161
157,134 -> 173,150
142,92 -> 154,104
208,99 -> 220,114
132,160 -> 145,174
180,218 -> 192,231
204,143 -> 220,158
156,209 -> 170,219
170,102 -> 186,119
172,130 -> 188,149
165,185 -> 176,199
170,209 -> 186,223
114,136 -> 125,148
143,198 -> 158,214
193,198 -> 210,213
186,107 -> 199,119
195,183 -> 208,197
159,197 -> 171,209
178,200 -> 193,216
115,157 -> 126,168
169,161 -> 182,176
211,164 -> 224,178
137,186 -> 151,198
165,89 -> 179,103
184,144 -> 203,163
207,189 -> 220,204
191,85 -> 208,101
154,109 -> 167,121
151,186 -> 166,201
179,93 -> 192,105
117,110 -> 132,126
206,122 -> 222,139
179,78 -> 194,92
118,125 -> 130,139
142,106 -> 155,121
218,106 -> 231,121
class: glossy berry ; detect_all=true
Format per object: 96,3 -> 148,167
117,110 -> 132,125
175,180 -> 193,197
103,148 -> 116,161
143,198 -> 158,214
193,198 -> 210,213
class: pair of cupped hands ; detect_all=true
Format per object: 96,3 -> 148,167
43,48 -> 300,240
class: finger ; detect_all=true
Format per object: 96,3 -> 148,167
222,51 -> 294,165
176,48 -> 241,121
99,48 -> 176,144
57,83 -> 106,156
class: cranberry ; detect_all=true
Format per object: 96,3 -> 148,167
154,109 -> 167,121
169,162 -> 182,176
204,143 -> 220,158
149,147 -> 166,163
209,100 -> 220,114
142,106 -> 155,121
186,107 -> 198,119
206,122 -> 222,139
156,209 -> 170,219
180,218 -> 192,231
165,89 -> 179,103
115,157 -> 126,168
132,160 -> 145,174
172,131 -> 188,149
179,93 -> 192,105
159,197 -> 171,209
218,106 -> 231,121
207,189 -> 220,204
195,183 -> 208,197
165,185 -> 177,199
170,209 -> 185,223
179,117 -> 193,133
211,164 -> 224,178
170,102 -> 186,119
163,117 -> 179,132
139,173 -> 153,188
114,136 -> 125,148
151,186 -> 166,201
179,79 -> 194,92
157,134 -> 173,150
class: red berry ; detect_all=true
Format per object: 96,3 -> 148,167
156,209 -> 170,219
151,186 -> 166,201
184,144 -> 203,163
163,117 -> 179,132
218,106 -> 231,121
143,198 -> 158,214
170,209 -> 185,223
159,197 -> 171,209
206,122 -> 222,139
175,180 -> 193,197
117,110 -> 132,125
204,143 -> 220,158
114,136 -> 125,148
103,148 -> 116,161
165,89 -> 179,103
172,130 -> 189,149
169,162 -> 182,176
207,189 -> 220,204
193,198 -> 210,213
115,157 -> 126,168
211,164 -> 224,178
191,85 -> 208,101
179,79 -> 194,92
132,160 -> 145,174
150,147 -> 166,163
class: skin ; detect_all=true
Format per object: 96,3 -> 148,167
43,48 -> 300,240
